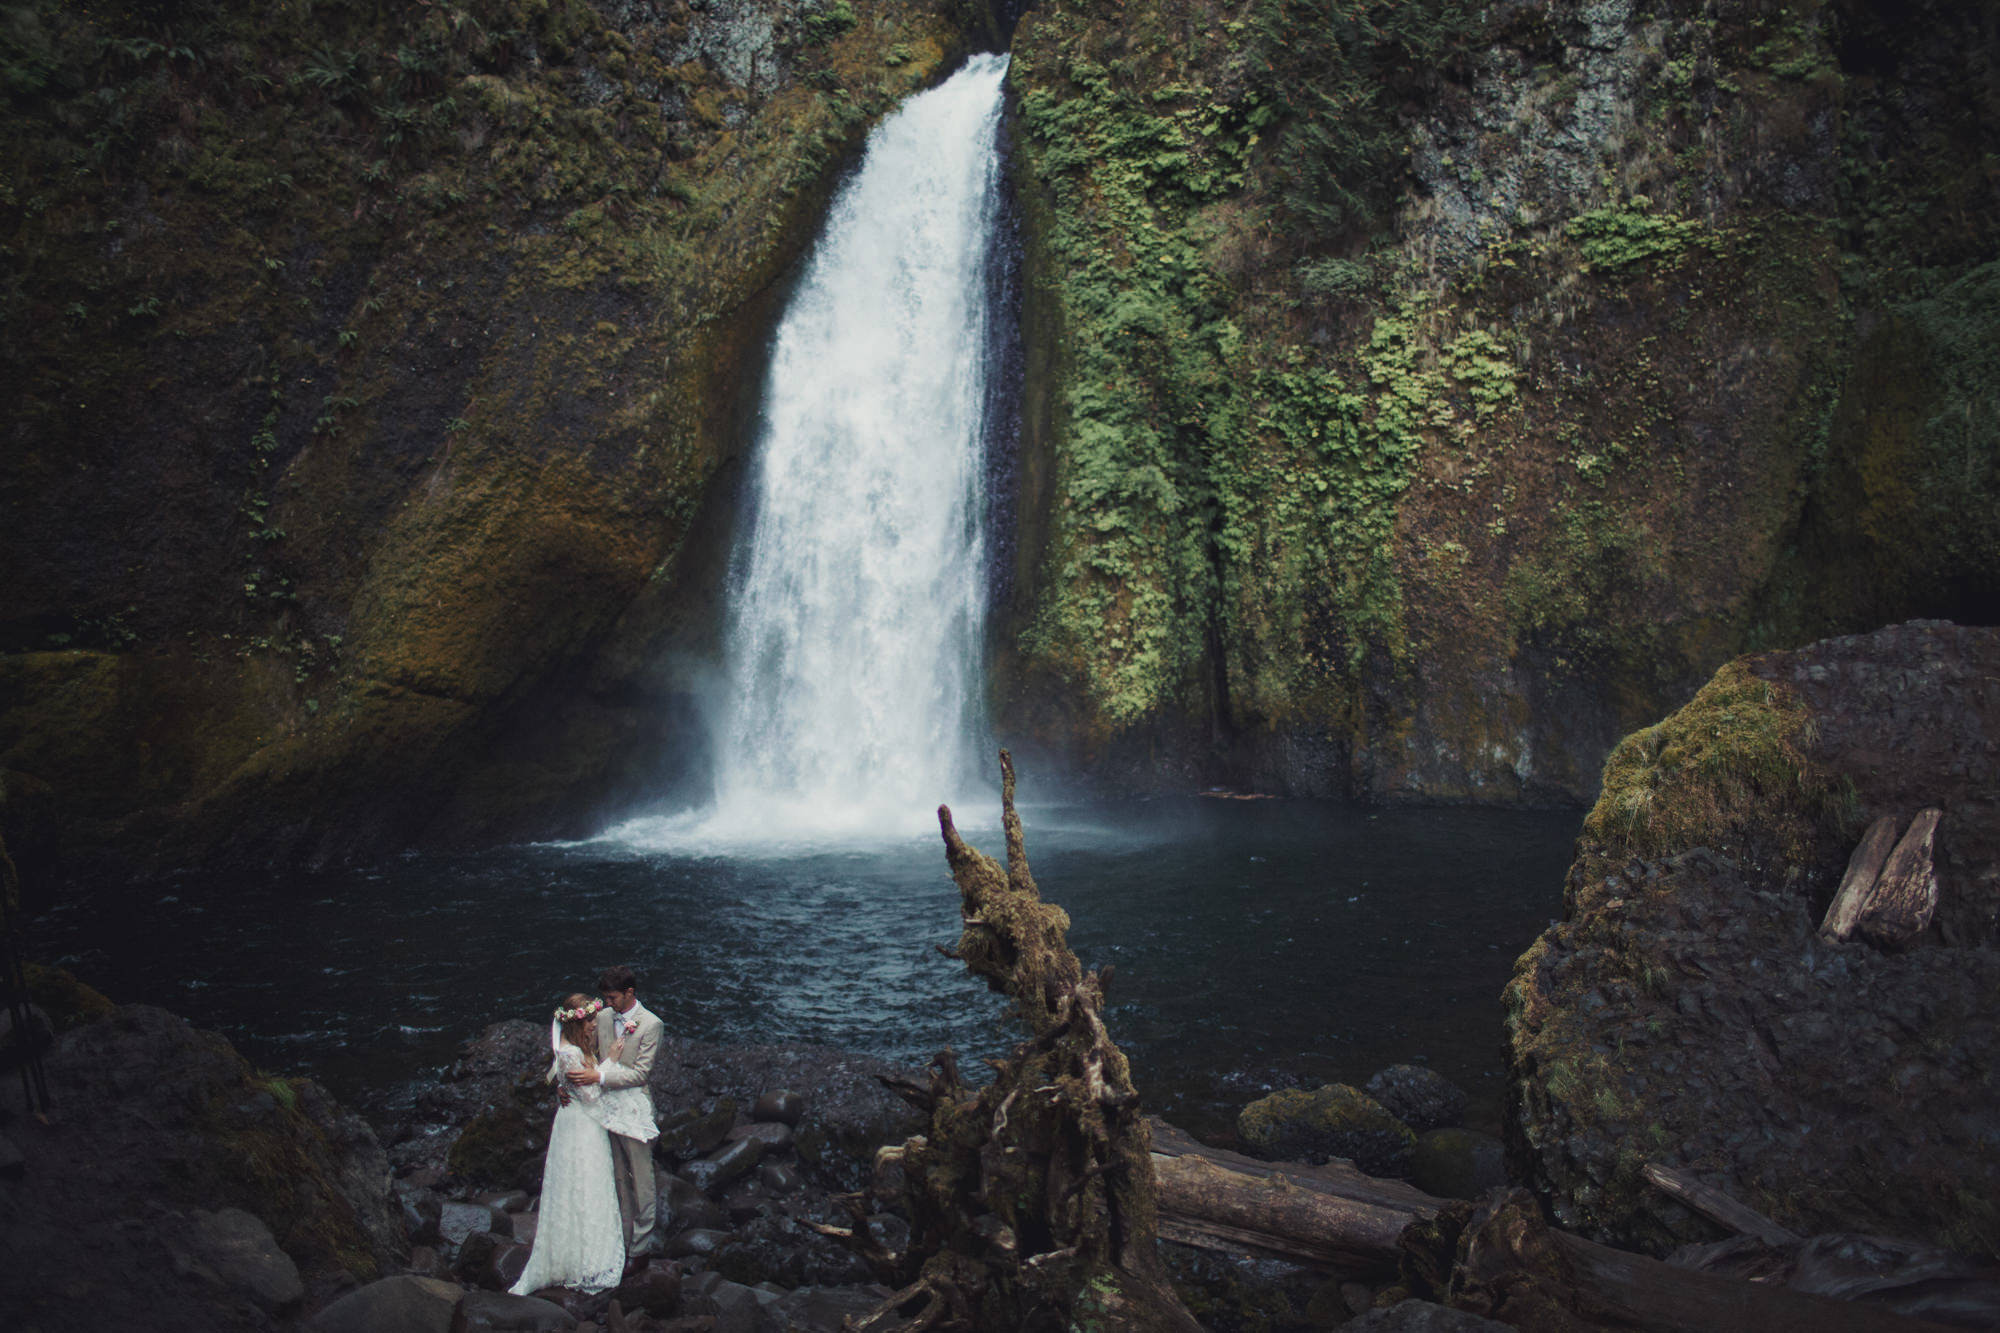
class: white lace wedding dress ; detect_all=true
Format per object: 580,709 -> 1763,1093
509,1044 -> 626,1295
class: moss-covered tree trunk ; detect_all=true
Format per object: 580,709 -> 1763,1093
832,752 -> 1202,1332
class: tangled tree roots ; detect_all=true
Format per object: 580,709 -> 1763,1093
819,753 -> 1203,1333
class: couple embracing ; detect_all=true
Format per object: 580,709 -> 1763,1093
509,965 -> 665,1296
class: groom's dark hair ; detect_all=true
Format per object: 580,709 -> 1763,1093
598,964 -> 638,994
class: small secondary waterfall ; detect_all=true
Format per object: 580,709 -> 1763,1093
623,55 -> 1011,844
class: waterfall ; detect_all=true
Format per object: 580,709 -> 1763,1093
616,54 -> 1010,847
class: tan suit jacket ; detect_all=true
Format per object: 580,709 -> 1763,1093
594,1000 -> 662,1136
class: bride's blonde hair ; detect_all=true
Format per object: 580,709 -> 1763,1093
559,992 -> 599,1060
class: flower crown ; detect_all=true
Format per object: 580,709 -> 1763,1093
554,999 -> 603,1023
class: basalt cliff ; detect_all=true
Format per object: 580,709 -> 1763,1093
4,0 -> 1998,875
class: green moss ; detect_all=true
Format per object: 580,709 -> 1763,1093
1566,200 -> 1716,273
22,962 -> 116,1031
1584,658 -> 1840,866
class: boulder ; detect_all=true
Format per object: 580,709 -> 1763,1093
1507,624 -> 2000,1255
1237,1084 -> 1416,1176
728,1121 -> 794,1152
1410,1128 -> 1508,1201
442,1202 -> 509,1246
664,1227 -> 733,1260
683,1135 -> 764,1196
655,1100 -> 738,1161
752,1090 -> 806,1126
448,1289 -> 577,1333
310,1275 -> 465,1333
0,1005 -> 402,1333
398,1187 -> 445,1246
1364,1066 -> 1468,1134
612,1259 -> 684,1317
758,1161 -> 801,1194
659,1171 -> 729,1234
167,1207 -> 305,1312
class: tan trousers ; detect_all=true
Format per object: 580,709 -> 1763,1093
609,1131 -> 656,1250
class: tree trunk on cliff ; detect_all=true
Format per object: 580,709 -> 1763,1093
827,753 -> 1202,1332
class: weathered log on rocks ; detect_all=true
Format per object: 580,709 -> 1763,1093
1640,1162 -> 1799,1248
1400,1188 -> 1957,1333
1149,1118 -> 1440,1272
827,753 -> 1203,1333
1858,809 -> 1942,948
1820,815 -> 1902,941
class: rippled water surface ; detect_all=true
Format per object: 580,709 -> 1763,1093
34,798 -> 1577,1137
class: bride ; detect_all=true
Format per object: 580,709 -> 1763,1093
509,994 -> 628,1295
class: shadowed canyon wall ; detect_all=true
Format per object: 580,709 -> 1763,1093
0,0 -> 991,877
995,0 -> 2000,800
4,0 -> 1997,878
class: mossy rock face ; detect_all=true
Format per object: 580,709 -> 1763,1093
445,1075 -> 558,1194
995,0 -> 2000,802
1237,1084 -> 1416,1177
0,0 -> 979,875
1506,623 -> 2000,1258
22,962 -> 115,1031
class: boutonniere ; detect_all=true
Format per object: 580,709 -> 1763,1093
621,1017 -> 638,1036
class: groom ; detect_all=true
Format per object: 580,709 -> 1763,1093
567,964 -> 663,1258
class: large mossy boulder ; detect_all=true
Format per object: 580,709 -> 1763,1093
1505,622 -> 2000,1259
1237,1083 -> 1416,1177
0,1004 -> 402,1330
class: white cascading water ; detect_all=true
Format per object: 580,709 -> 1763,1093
614,54 -> 1009,847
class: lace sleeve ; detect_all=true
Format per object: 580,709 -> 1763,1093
559,1045 -> 604,1103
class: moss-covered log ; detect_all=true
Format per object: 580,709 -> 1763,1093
829,752 -> 1202,1332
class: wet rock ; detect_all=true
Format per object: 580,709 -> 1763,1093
655,1100 -> 738,1161
758,1160 -> 801,1194
683,1135 -> 764,1195
477,1190 -> 532,1214
449,1288 -> 577,1332
751,1090 -> 805,1125
612,1259 -> 684,1317
405,1245 -> 451,1280
723,1180 -> 769,1224
1364,1065 -> 1468,1134
506,1210 -> 539,1248
1237,1083 -> 1416,1176
169,1207 -> 305,1312
310,1274 -> 465,1333
451,1231 -> 506,1286
1348,1300 -> 1512,1331
442,1201 -> 509,1246
728,1120 -> 794,1152
660,1172 -> 729,1233
399,1187 -> 445,1246
770,1285 -> 894,1333
0,1131 -> 21,1180
1411,1128 -> 1508,1201
665,1227 -> 734,1259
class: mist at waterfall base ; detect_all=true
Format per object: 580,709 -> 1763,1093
33,799 -> 1576,1139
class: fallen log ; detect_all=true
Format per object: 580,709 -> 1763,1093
1149,1118 -> 1439,1272
1820,815 -> 1902,941
1641,1162 -> 1799,1248
1401,1188 -> 1959,1333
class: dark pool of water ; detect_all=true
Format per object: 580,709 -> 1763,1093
30,798 -> 1577,1139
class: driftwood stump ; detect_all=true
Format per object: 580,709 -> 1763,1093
827,753 -> 1202,1332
